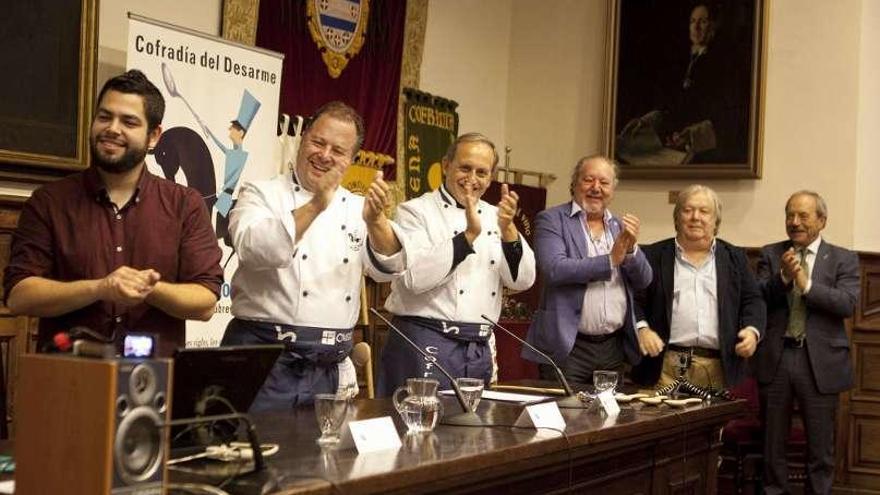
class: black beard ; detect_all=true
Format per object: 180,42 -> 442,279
90,139 -> 146,174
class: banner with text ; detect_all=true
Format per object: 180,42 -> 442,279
127,14 -> 283,348
402,88 -> 458,199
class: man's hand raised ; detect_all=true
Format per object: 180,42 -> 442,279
496,183 -> 520,242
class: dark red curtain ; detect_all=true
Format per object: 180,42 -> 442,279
256,0 -> 406,179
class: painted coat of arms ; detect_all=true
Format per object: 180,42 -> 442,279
307,0 -> 370,78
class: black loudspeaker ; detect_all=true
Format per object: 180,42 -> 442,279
15,354 -> 172,495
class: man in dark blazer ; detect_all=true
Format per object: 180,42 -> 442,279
631,184 -> 764,390
755,191 -> 859,495
523,155 -> 652,386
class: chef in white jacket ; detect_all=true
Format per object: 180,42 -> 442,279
378,133 -> 536,395
223,101 -> 406,410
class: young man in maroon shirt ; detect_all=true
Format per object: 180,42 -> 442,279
4,70 -> 223,357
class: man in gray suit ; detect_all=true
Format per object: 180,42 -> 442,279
755,191 -> 860,495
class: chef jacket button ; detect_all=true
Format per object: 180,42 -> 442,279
303,291 -> 309,297
343,257 -> 349,263
459,290 -> 464,295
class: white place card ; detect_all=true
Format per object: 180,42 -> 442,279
340,416 -> 402,453
597,389 -> 621,416
514,401 -> 566,430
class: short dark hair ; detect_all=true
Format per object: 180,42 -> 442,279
305,101 -> 365,157
96,69 -> 165,133
443,133 -> 499,168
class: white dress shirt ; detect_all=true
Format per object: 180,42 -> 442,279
669,239 -> 720,349
229,172 -> 405,328
384,186 -> 536,323
573,204 -> 628,336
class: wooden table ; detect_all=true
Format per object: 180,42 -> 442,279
174,394 -> 744,495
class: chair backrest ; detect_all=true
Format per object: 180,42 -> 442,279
729,376 -> 760,415
351,341 -> 374,399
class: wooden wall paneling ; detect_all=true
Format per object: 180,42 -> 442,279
851,335 -> 880,402
0,195 -> 37,436
837,252 -> 880,493
856,254 -> 880,330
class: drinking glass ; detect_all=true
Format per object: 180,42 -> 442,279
455,377 -> 485,412
393,378 -> 442,433
314,393 -> 349,446
593,370 -> 619,395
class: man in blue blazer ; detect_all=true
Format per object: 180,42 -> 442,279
755,191 -> 859,495
630,184 -> 764,390
523,155 -> 652,385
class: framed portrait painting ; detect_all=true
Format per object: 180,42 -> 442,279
604,0 -> 768,179
0,0 -> 98,182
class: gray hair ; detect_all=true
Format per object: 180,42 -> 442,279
569,154 -> 619,196
673,184 -> 722,235
786,190 -> 828,219
443,132 -> 499,168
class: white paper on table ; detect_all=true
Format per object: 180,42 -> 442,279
439,389 -> 549,404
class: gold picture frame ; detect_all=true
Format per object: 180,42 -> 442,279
0,0 -> 98,183
604,0 -> 768,179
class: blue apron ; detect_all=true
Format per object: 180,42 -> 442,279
221,318 -> 353,411
376,315 -> 493,397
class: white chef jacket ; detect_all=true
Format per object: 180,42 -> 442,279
384,185 -> 536,323
229,172 -> 406,328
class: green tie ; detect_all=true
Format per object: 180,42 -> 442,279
786,249 -> 810,340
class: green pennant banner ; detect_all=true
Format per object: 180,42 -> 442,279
403,88 -> 459,199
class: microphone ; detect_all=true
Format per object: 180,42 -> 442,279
480,314 -> 589,409
43,332 -> 73,353
43,328 -> 116,358
369,308 -> 482,426
72,339 -> 115,359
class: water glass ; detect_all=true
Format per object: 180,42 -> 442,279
593,370 -> 619,395
314,393 -> 349,446
455,377 -> 485,412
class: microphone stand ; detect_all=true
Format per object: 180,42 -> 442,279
369,309 -> 483,426
481,315 -> 590,409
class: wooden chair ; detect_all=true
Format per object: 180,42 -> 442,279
719,377 -> 807,494
351,341 -> 374,399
